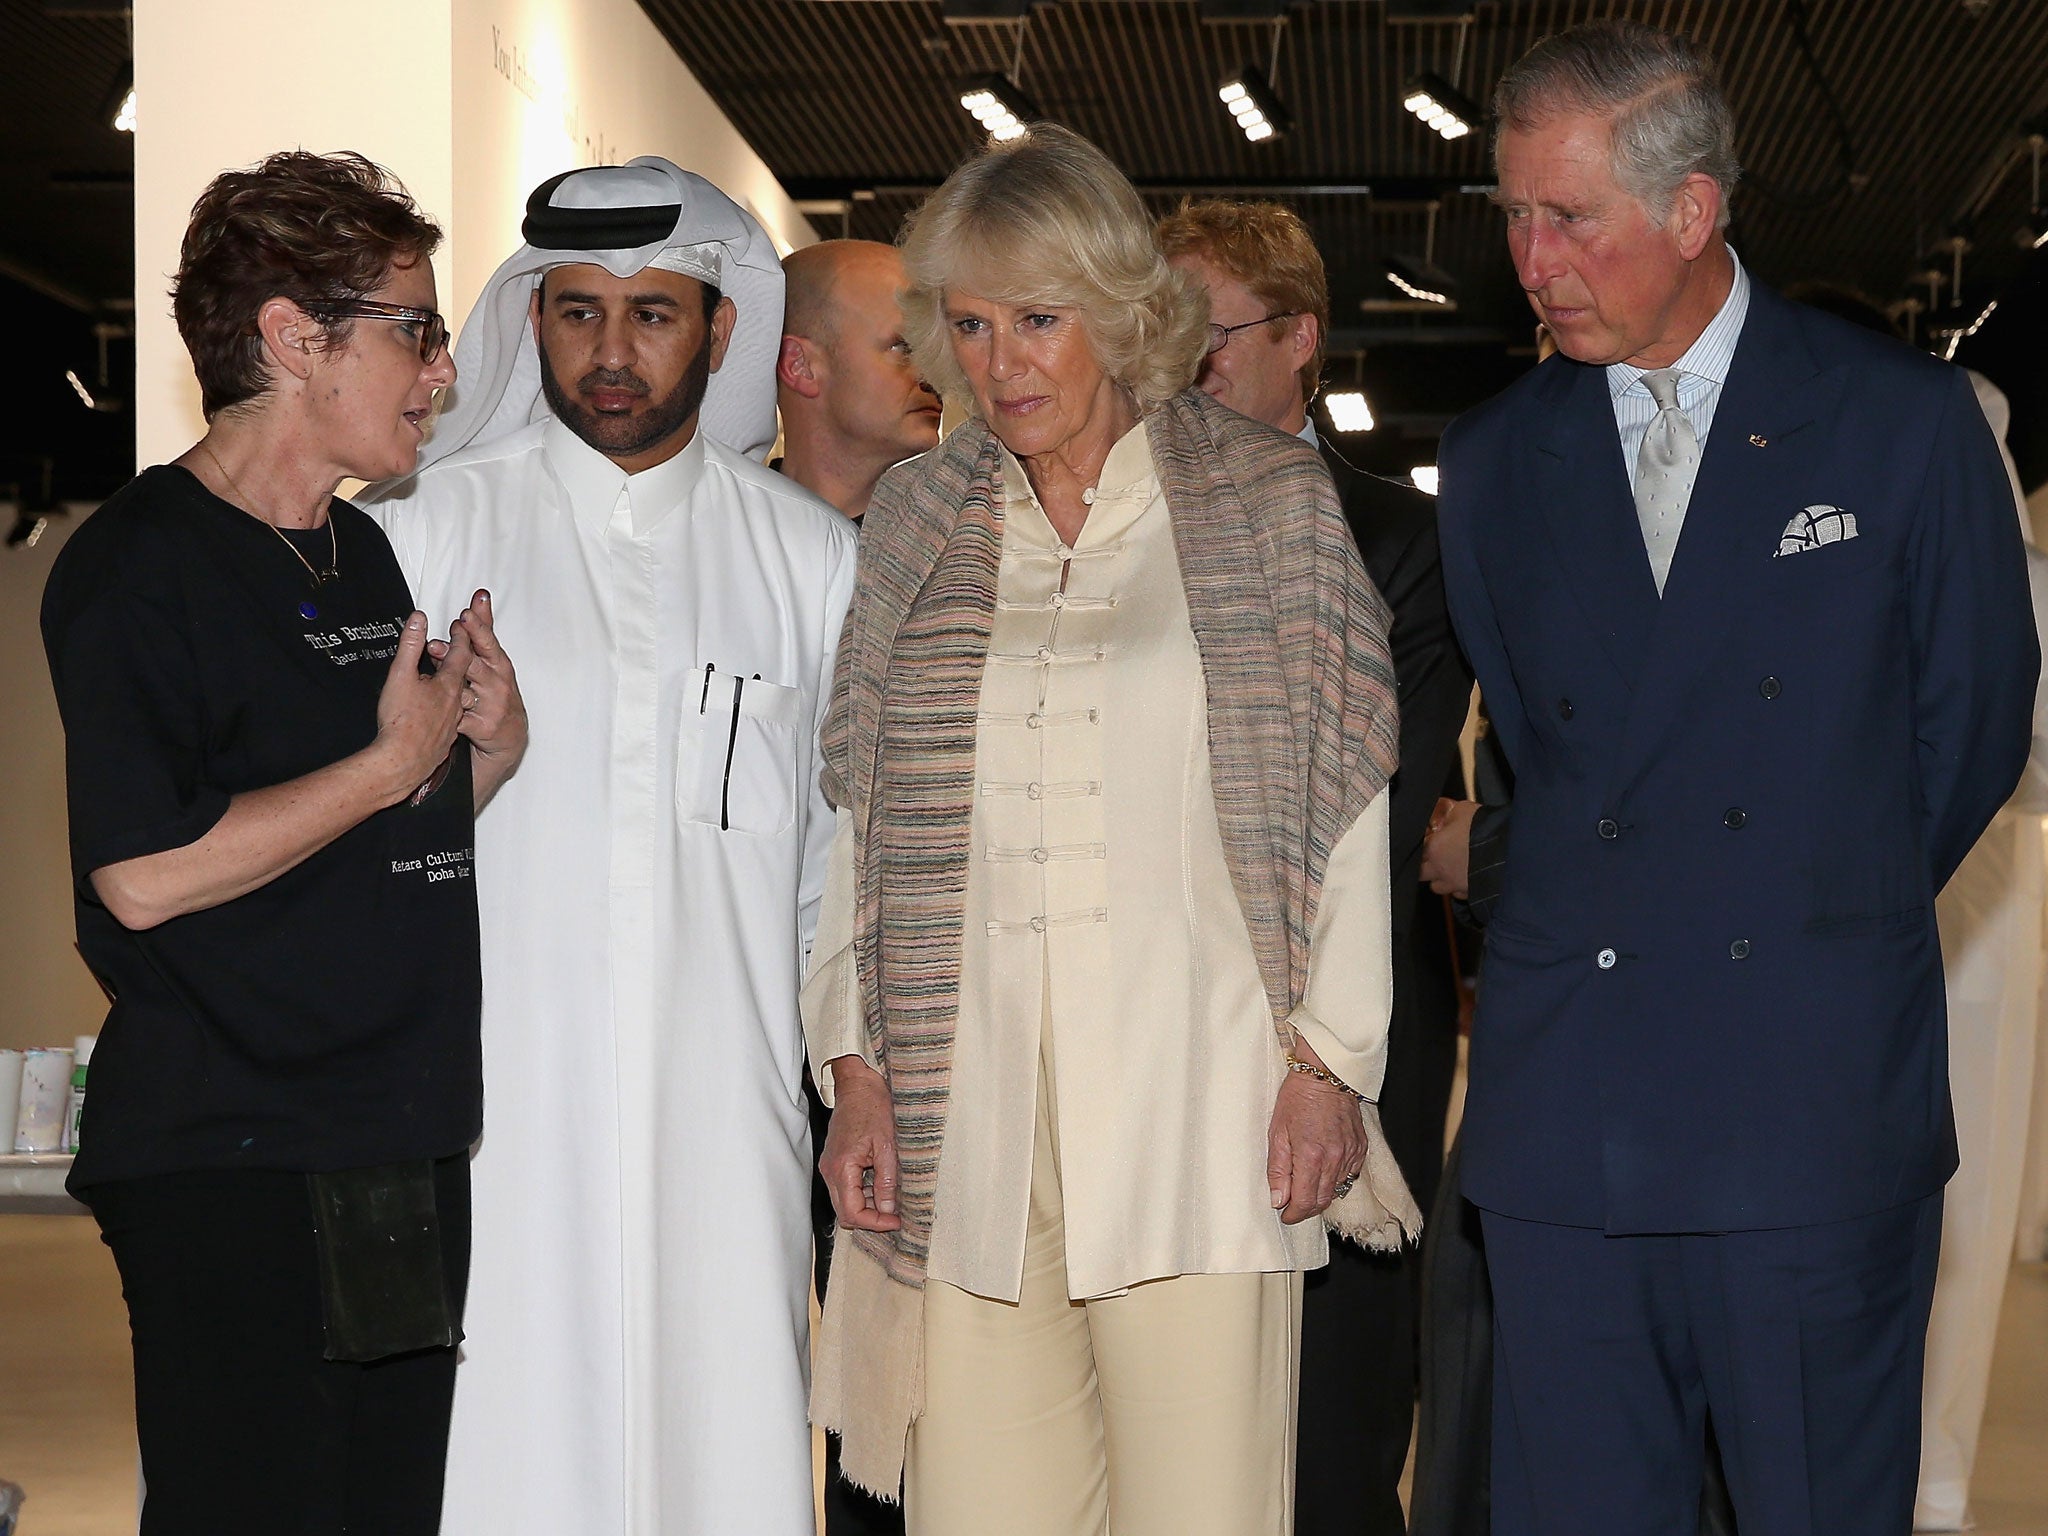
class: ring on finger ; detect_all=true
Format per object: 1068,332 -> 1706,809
1334,1174 -> 1358,1198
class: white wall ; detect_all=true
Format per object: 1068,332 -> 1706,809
134,0 -> 810,467
449,0 -> 812,319
132,0 -> 457,469
26,1 -> 809,1040
0,509 -> 118,1053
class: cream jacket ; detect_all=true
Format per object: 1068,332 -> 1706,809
805,423 -> 1392,1301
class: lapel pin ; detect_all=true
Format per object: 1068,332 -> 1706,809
1748,433 -> 1769,447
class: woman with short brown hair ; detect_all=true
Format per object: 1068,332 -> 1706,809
40,151 -> 524,1535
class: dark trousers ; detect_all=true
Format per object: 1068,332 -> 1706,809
811,1078 -> 908,1534
1296,905 -> 1460,1536
1482,1194 -> 1942,1536
1408,1130 -> 1493,1536
1411,1132 -> 1744,1536
87,1158 -> 471,1536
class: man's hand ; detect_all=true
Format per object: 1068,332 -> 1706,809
451,590 -> 528,810
820,1054 -> 902,1232
1266,1040 -> 1368,1224
1421,796 -> 1480,899
372,613 -> 472,804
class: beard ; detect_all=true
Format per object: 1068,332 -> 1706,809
537,330 -> 714,462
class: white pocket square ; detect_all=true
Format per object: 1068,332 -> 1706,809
1775,505 -> 1859,558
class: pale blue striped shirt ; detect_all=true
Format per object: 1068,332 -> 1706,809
1606,248 -> 1752,478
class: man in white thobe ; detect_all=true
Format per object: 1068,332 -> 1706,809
368,158 -> 855,1535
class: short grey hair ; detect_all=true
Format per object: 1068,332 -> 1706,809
898,123 -> 1209,413
1494,20 -> 1741,229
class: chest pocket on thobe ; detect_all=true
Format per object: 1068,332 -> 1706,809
678,667 -> 802,835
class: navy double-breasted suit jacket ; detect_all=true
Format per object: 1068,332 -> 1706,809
1436,280 -> 2039,1234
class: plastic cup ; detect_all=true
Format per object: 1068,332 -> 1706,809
0,1051 -> 21,1154
16,1048 -> 73,1153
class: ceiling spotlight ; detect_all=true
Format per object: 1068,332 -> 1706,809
958,73 -> 1038,142
6,462 -> 65,551
102,61 -> 134,134
1217,64 -> 1292,145
1362,202 -> 1460,315
1378,253 -> 1459,310
1409,465 -> 1440,496
1402,72 -> 1480,141
1325,390 -> 1375,434
6,510 -> 51,550
1942,298 -> 2000,362
63,367 -> 123,413
64,321 -> 129,413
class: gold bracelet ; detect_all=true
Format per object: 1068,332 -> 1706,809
1286,1056 -> 1368,1103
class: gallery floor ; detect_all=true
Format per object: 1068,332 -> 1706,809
1,1212 -> 2044,1535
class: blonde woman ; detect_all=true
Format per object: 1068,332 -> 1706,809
804,124 -> 1418,1536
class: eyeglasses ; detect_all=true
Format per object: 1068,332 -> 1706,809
313,300 -> 449,365
1205,311 -> 1300,355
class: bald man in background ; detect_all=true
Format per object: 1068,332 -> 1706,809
778,249 -> 923,1534
776,239 -> 942,521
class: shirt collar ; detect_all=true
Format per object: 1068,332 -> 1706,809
1094,416 -> 1156,502
1607,246 -> 1751,401
542,413 -> 707,537
997,418 -> 1158,549
1297,418 -> 1321,448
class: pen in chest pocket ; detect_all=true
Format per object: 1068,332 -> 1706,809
698,664 -> 764,831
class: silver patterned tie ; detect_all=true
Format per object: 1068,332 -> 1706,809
1633,367 -> 1700,597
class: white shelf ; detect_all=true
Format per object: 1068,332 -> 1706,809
0,1153 -> 86,1214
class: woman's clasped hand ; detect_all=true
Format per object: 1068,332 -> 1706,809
1267,1045 -> 1370,1224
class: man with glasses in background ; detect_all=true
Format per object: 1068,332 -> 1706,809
1161,199 -> 1473,1536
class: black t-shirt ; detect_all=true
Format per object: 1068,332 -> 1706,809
41,465 -> 482,1188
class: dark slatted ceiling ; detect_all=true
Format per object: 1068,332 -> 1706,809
0,0 -> 134,308
640,0 -> 2048,347
4,0 -> 2046,487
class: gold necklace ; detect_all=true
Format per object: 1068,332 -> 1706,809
199,441 -> 338,586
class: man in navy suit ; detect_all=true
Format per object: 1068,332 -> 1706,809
1436,20 -> 2038,1535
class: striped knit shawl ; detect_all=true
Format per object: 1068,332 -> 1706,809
819,386 -> 1400,1288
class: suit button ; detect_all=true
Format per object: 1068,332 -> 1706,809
1729,938 -> 1751,960
1596,947 -> 1617,969
1597,818 -> 1619,840
1558,698 -> 1575,720
1724,808 -> 1747,829
1759,676 -> 1781,699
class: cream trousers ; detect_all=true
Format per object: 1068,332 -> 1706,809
904,1039 -> 1304,1536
